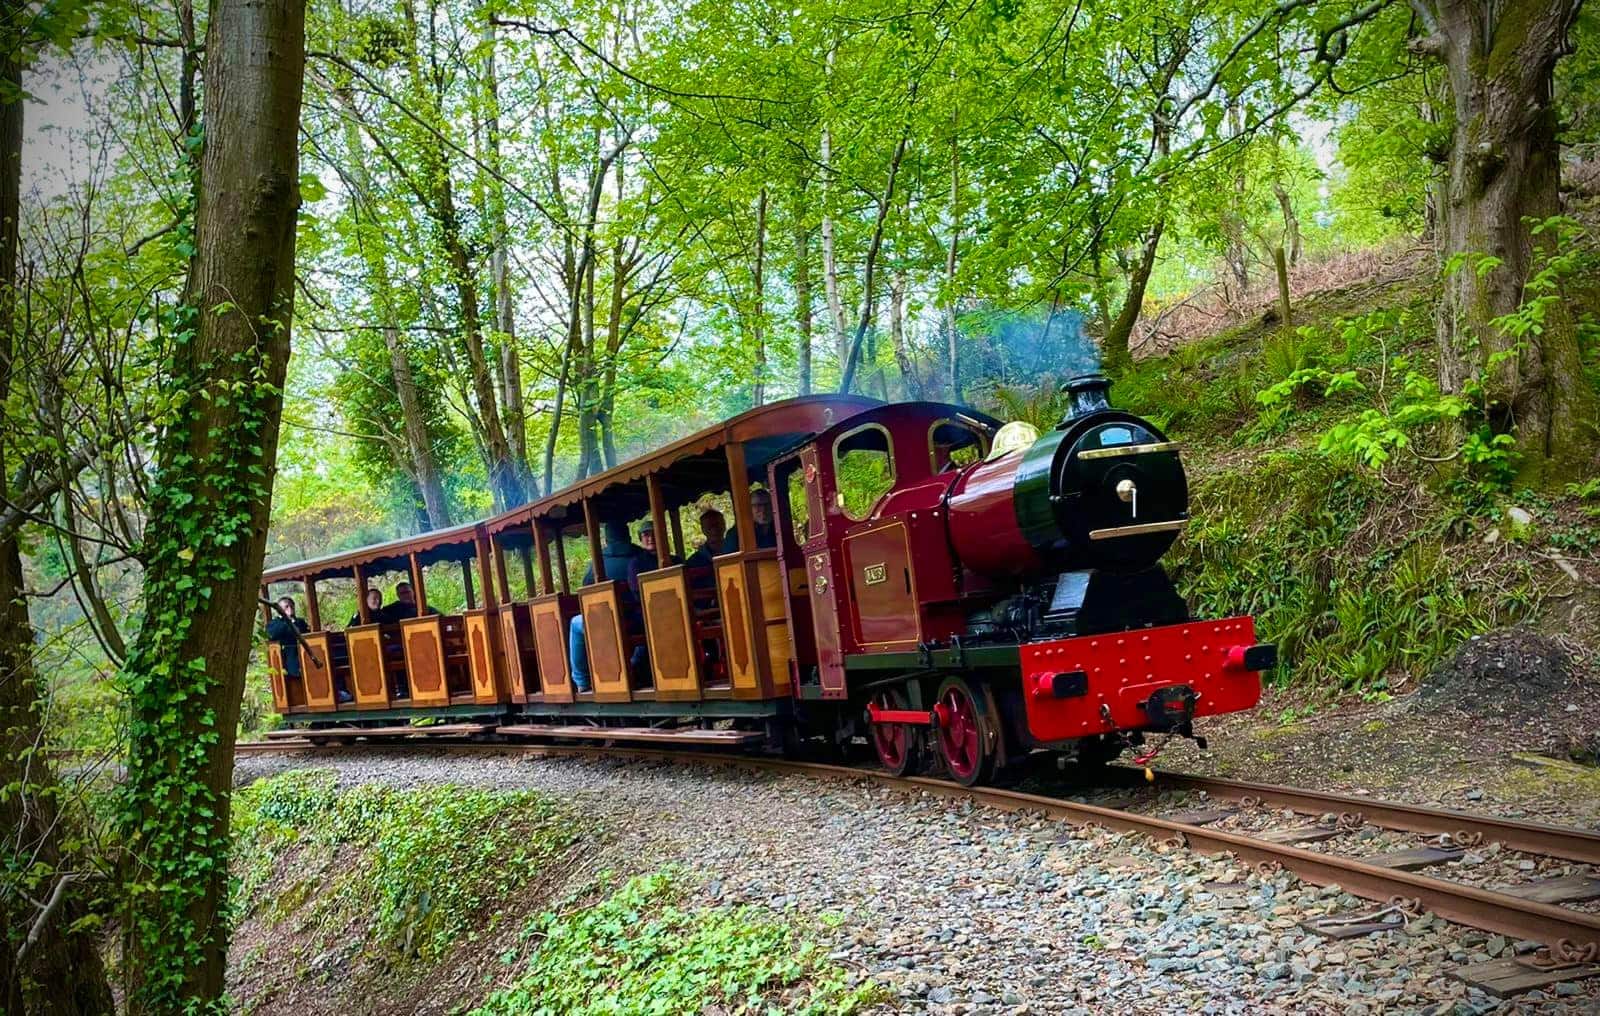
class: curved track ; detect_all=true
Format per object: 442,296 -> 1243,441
235,737 -> 1600,956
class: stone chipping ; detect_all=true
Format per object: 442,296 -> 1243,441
234,750 -> 1600,1014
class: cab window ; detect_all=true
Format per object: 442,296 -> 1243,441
833,424 -> 895,521
785,464 -> 817,543
930,419 -> 989,473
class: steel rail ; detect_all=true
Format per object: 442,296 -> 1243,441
1111,766 -> 1600,866
236,738 -> 1600,950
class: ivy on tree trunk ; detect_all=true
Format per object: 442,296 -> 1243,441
116,0 -> 305,1009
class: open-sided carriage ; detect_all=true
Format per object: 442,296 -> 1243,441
263,395 -> 880,747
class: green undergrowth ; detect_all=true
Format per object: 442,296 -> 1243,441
980,274 -> 1599,698
1170,449 -> 1541,694
473,868 -> 882,1016
231,769 -> 585,964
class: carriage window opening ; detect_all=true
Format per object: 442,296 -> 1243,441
418,558 -> 467,615
833,425 -> 895,522
930,420 -> 989,473
501,544 -> 532,602
561,530 -> 592,589
785,466 -> 815,543
313,576 -> 357,630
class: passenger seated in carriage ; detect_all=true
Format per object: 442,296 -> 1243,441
685,508 -> 736,578
266,596 -> 309,682
750,489 -> 777,549
632,521 -> 676,575
348,587 -> 382,627
568,521 -> 654,692
379,581 -> 438,623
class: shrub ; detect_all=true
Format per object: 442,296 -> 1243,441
474,869 -> 881,1016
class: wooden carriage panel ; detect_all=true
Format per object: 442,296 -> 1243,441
400,616 -> 449,707
346,625 -> 390,710
579,582 -> 632,704
499,605 -> 536,703
487,607 -> 512,700
465,610 -> 501,704
754,556 -> 792,695
265,643 -> 288,711
301,633 -> 337,712
529,594 -> 578,704
638,567 -> 701,702
714,558 -> 766,699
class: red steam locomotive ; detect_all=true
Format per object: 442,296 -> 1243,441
261,375 -> 1271,784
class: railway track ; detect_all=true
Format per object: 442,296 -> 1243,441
235,735 -> 1600,989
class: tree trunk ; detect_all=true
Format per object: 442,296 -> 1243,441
792,190 -> 813,396
576,246 -> 599,479
752,187 -> 767,406
1103,217 -> 1166,368
118,0 -> 304,1009
1273,179 -> 1302,266
599,225 -> 626,471
338,107 -> 450,529
890,269 -> 919,398
1273,245 -> 1292,327
0,21 -> 115,1009
839,135 -> 908,395
820,124 -> 848,371
1420,0 -> 1599,477
398,2 -> 523,511
944,131 -> 961,402
478,6 -> 533,498
1222,103 -> 1250,301
436,171 -> 525,509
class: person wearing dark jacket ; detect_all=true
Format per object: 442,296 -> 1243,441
629,522 -> 676,588
349,587 -> 383,627
380,581 -> 439,622
750,489 -> 778,549
266,597 -> 309,680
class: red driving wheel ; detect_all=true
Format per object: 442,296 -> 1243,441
934,675 -> 996,786
870,686 -> 921,776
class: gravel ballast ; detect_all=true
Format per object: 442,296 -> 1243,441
234,750 -> 1600,1014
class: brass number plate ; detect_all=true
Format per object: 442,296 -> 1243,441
863,563 -> 887,585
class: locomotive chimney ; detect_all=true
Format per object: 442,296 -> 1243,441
1060,373 -> 1112,426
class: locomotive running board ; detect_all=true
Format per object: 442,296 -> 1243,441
497,724 -> 765,746
265,723 -> 496,740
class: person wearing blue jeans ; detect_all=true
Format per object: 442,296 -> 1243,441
568,613 -> 591,692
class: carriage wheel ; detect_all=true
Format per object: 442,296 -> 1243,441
869,686 -> 921,776
934,675 -> 996,786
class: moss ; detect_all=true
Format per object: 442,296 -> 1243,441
231,769 -> 588,963
1495,757 -> 1600,799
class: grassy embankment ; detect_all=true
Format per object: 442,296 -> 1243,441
228,769 -> 877,1014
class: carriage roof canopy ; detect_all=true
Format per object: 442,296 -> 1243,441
264,395 -> 881,582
